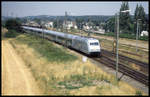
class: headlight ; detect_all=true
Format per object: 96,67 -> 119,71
90,49 -> 100,51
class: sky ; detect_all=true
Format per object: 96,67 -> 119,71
2,1 -> 149,17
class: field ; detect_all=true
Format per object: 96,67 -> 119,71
2,28 -> 146,95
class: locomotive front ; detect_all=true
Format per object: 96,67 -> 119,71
87,39 -> 101,57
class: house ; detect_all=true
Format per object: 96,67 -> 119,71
72,22 -> 78,29
45,22 -> 53,28
74,25 -> 78,29
83,22 -> 94,31
141,31 -> 148,36
26,21 -> 40,27
93,28 -> 105,34
63,21 -> 78,29
83,25 -> 90,30
98,29 -> 105,34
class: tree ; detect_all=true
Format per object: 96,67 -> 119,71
133,4 -> 139,34
134,4 -> 139,20
5,18 -> 21,31
33,18 -> 41,25
75,18 -> 84,30
138,5 -> 146,32
134,4 -> 147,34
103,16 -> 115,33
53,17 -> 62,29
119,2 -> 131,34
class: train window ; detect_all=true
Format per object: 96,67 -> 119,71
90,42 -> 99,45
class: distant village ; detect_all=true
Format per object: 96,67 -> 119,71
22,20 -> 106,35
22,19 -> 148,37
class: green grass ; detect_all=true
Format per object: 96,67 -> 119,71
139,36 -> 149,41
15,33 -> 78,63
3,29 -> 21,38
135,90 -> 142,96
56,73 -> 112,90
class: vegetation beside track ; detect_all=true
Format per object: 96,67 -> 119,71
2,27 -> 147,95
15,33 -> 78,63
94,32 -> 149,41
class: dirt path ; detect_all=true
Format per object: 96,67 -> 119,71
2,40 -> 42,95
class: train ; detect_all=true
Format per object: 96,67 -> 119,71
21,26 -> 101,57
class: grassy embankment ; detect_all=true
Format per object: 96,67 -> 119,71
3,28 -> 145,95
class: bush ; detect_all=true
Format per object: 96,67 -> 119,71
119,33 -> 136,39
5,18 -> 22,31
139,36 -> 149,41
4,29 -> 20,38
135,90 -> 142,96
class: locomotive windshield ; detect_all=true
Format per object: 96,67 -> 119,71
90,42 -> 99,45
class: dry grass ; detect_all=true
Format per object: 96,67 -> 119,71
129,63 -> 140,71
1,27 -> 8,39
2,27 -> 8,33
8,33 -> 146,95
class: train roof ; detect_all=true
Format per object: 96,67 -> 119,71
22,26 -> 98,42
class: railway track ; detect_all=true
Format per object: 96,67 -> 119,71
93,55 -> 149,86
118,50 -> 147,58
101,49 -> 148,69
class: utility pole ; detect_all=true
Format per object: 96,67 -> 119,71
88,16 -> 91,37
16,13 -> 18,18
42,25 -> 44,42
42,25 -> 44,41
57,16 -> 59,31
80,23 -> 82,36
138,22 -> 140,38
40,21 -> 44,43
65,11 -> 67,33
136,19 -> 141,52
113,13 -> 117,53
136,20 -> 139,52
7,12 -> 8,18
64,11 -> 68,47
116,12 -> 119,81
115,9 -> 131,82
11,12 -> 13,18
